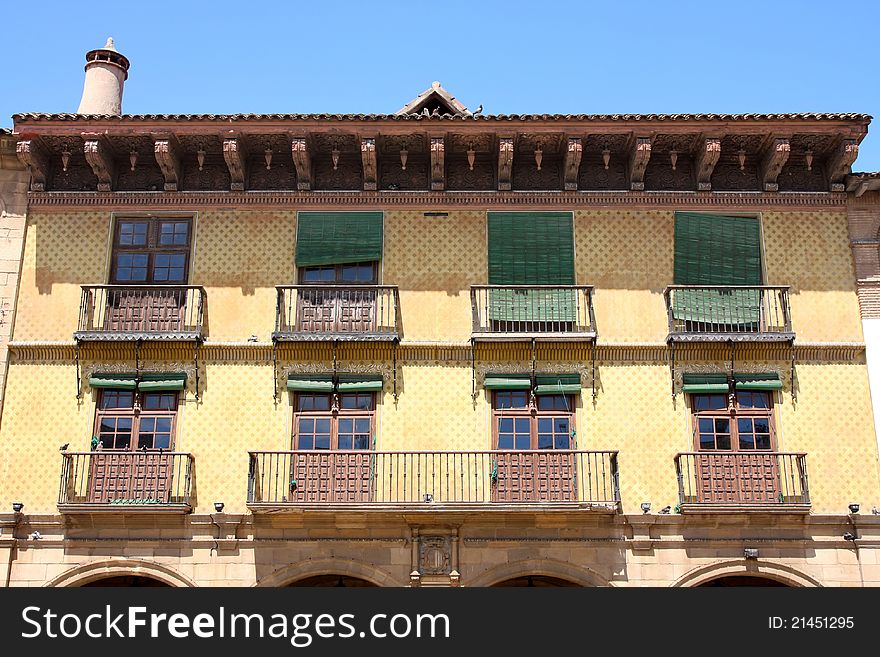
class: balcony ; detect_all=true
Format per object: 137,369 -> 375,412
674,451 -> 810,513
74,285 -> 206,341
470,285 -> 596,341
58,451 -> 194,513
664,285 -> 793,342
273,285 -> 400,341
247,450 -> 620,511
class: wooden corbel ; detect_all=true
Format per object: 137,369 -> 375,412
628,137 -> 652,191
15,138 -> 49,191
222,137 -> 248,191
564,137 -> 583,190
498,137 -> 514,191
82,135 -> 116,191
152,135 -> 182,191
695,138 -> 721,191
361,138 -> 377,190
760,138 -> 790,192
430,137 -> 445,190
827,139 -> 858,192
290,136 -> 312,190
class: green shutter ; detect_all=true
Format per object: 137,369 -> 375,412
673,213 -> 763,325
138,372 -> 187,392
735,372 -> 782,391
336,375 -> 383,392
89,373 -> 137,390
487,212 -> 575,322
287,376 -> 334,392
295,212 -> 383,267
483,374 -> 532,390
534,374 -> 582,395
682,373 -> 729,394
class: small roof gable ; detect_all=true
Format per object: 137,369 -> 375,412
395,81 -> 470,117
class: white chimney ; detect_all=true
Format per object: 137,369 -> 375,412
76,37 -> 130,115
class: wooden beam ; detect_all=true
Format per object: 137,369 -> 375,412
628,137 -> 652,191
695,138 -> 721,191
290,136 -> 312,191
498,137 -> 514,191
760,138 -> 790,191
152,135 -> 182,191
15,138 -> 49,191
827,139 -> 858,192
430,137 -> 445,191
82,135 -> 116,192
222,137 -> 248,191
361,138 -> 377,190
564,137 -> 583,191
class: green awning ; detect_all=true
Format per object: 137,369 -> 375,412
336,375 -> 383,392
88,373 -> 137,390
682,373 -> 729,394
735,373 -> 782,391
138,372 -> 187,392
287,376 -> 334,392
295,212 -> 384,267
483,375 -> 532,390
534,374 -> 582,395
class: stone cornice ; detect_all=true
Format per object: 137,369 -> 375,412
25,190 -> 847,211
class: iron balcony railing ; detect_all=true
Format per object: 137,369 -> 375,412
674,452 -> 809,507
58,451 -> 194,510
274,285 -> 400,341
664,285 -> 793,341
248,450 -> 620,507
75,285 -> 206,340
470,285 -> 596,340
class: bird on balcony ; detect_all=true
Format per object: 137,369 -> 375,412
658,505 -> 672,514
59,443 -> 69,451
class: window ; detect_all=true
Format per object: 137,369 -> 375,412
691,391 -> 774,452
293,393 -> 375,450
492,391 -> 574,450
300,261 -> 378,285
111,217 -> 192,284
95,390 -> 178,450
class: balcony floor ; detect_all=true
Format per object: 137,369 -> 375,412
667,332 -> 795,343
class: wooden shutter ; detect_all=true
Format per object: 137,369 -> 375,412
296,212 -> 383,267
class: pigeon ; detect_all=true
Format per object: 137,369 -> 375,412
658,505 -> 672,514
473,104 -> 483,116
59,443 -> 69,451
431,107 -> 440,117
29,531 -> 42,541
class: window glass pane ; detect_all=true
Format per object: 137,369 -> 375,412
515,418 -> 530,434
314,434 -> 331,450
117,417 -> 132,430
297,435 -> 314,450
693,394 -> 727,411
537,418 -> 552,433
498,434 -> 513,450
739,433 -> 756,450
115,433 -> 131,449
298,418 -> 314,433
355,418 -> 370,434
753,419 -> 770,434
315,418 -> 331,434
737,418 -> 754,434
100,418 -> 117,433
495,391 -> 528,410
755,435 -> 772,449
340,394 -> 374,410
338,418 -> 353,434
699,433 -> 715,449
100,391 -> 134,409
115,253 -> 148,281
153,433 -> 171,450
118,222 -> 148,246
738,391 -> 770,409
698,418 -> 714,433
338,435 -> 352,450
714,419 -> 729,434
155,418 -> 172,433
554,418 -> 569,434
353,433 -> 370,450
142,393 -> 176,411
139,417 -> 156,433
514,434 -> 530,450
159,221 -> 189,246
716,434 -> 731,450
301,267 -> 335,283
555,433 -> 570,449
153,253 -> 186,282
538,433 -> 553,449
498,418 -> 513,433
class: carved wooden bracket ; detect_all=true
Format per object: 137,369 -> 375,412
430,137 -> 445,190
222,138 -> 248,191
16,139 -> 49,191
290,137 -> 312,191
152,136 -> 182,191
564,137 -> 583,191
628,137 -> 652,191
361,138 -> 377,190
83,136 -> 116,192
760,138 -> 790,192
498,137 -> 514,191
827,139 -> 858,192
695,138 -> 721,191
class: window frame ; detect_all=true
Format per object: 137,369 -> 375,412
94,389 -> 180,451
491,391 -> 576,451
689,390 -> 777,452
297,261 -> 379,285
292,392 -> 376,451
110,217 -> 193,285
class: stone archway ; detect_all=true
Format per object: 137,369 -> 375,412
672,559 -> 822,588
81,575 -> 172,587
287,574 -> 378,587
45,559 -> 197,588
491,575 -> 581,587
468,558 -> 612,588
254,557 -> 403,587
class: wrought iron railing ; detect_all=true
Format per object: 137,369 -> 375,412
470,285 -> 596,339
248,450 -> 619,506
58,451 -> 194,508
674,451 -> 809,506
664,285 -> 792,341
75,285 -> 206,340
274,285 -> 400,340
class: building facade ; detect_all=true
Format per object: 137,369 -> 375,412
1,43 -> 880,588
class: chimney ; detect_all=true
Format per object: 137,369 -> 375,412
76,37 -> 130,115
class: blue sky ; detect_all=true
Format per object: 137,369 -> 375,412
7,0 -> 880,170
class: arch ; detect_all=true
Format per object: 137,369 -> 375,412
672,559 -> 822,588
254,557 -> 405,588
468,558 -> 613,588
45,558 -> 197,588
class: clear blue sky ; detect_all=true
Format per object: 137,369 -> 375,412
6,0 -> 880,170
